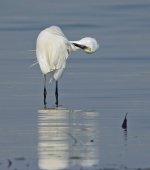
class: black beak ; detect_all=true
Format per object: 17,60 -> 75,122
73,43 -> 87,50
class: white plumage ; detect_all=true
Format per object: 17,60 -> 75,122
36,26 -> 99,108
36,26 -> 69,80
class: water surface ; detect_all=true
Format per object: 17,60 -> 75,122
0,0 -> 150,169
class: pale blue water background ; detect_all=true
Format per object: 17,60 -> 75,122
0,0 -> 150,169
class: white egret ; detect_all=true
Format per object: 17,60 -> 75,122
36,26 -> 99,109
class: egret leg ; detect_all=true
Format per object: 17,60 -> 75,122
43,75 -> 47,109
55,81 -> 58,107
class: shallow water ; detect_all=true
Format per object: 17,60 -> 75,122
0,0 -> 150,170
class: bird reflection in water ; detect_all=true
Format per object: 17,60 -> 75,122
38,108 -> 99,170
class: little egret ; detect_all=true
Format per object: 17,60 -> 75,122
36,26 -> 99,109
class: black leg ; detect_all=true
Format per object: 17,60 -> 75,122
55,81 -> 58,107
43,75 -> 47,109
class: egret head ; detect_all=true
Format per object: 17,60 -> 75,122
73,37 -> 99,54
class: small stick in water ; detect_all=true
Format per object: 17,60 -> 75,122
122,112 -> 128,129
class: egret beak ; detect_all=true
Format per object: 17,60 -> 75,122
73,43 -> 87,50
73,43 -> 92,53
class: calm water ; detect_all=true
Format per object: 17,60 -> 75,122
0,0 -> 150,169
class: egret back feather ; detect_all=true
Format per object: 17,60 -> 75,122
36,26 -> 69,80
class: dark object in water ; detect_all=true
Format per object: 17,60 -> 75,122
8,159 -> 12,168
122,112 -> 128,129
